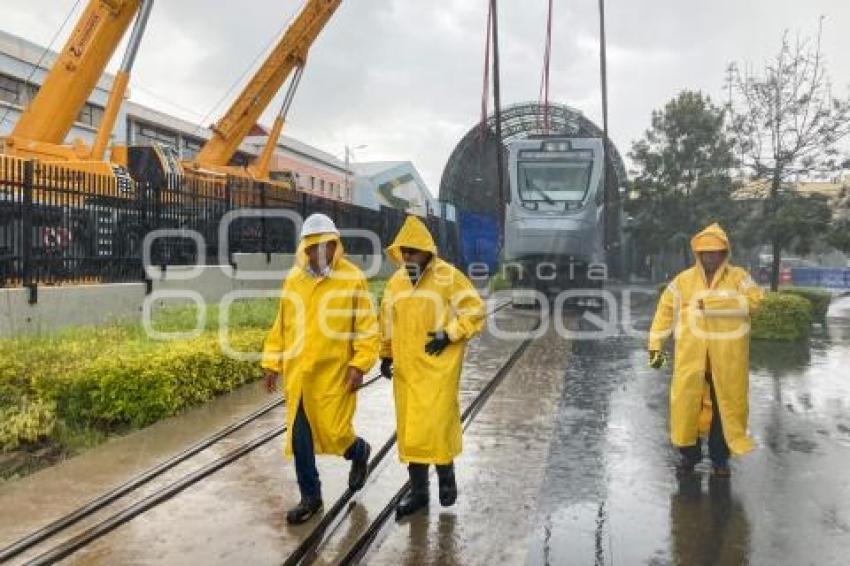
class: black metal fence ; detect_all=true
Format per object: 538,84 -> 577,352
0,156 -> 458,295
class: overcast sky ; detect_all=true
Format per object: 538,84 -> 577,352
2,0 -> 849,193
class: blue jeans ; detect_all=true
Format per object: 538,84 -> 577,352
679,375 -> 730,466
292,402 -> 367,500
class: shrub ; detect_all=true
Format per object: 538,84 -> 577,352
39,330 -> 265,430
780,288 -> 832,321
0,289 -> 387,454
751,293 -> 812,341
0,305 -> 268,451
0,399 -> 56,450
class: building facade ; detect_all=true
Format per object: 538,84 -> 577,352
0,29 -> 351,202
351,161 -> 445,217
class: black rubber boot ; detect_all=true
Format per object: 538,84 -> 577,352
676,456 -> 699,475
396,464 -> 429,520
436,463 -> 457,507
348,439 -> 371,491
286,497 -> 323,525
676,444 -> 702,475
711,462 -> 731,478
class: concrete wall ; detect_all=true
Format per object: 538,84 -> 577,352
0,283 -> 147,337
0,254 -> 395,337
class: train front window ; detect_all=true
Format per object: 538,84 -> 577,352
517,160 -> 592,204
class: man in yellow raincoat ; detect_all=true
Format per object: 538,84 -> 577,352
379,215 -> 485,519
262,213 -> 379,524
649,223 -> 763,477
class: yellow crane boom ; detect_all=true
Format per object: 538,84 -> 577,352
1,0 -> 153,182
192,0 -> 342,175
11,0 -> 142,145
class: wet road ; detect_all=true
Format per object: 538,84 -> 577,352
0,303 -> 539,564
524,293 -> 850,566
357,306 -> 573,565
2,293 -> 849,564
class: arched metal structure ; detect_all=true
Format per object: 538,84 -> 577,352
439,101 -> 627,215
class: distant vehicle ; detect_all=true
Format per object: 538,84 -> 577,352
757,255 -> 813,285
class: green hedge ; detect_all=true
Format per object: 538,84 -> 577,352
751,293 -> 812,342
44,331 -> 265,429
1,284 -> 386,456
1,329 -> 265,452
0,299 -> 277,453
780,288 -> 832,321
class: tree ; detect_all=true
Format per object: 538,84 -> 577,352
827,186 -> 850,252
627,91 -> 738,275
727,22 -> 850,290
827,219 -> 850,253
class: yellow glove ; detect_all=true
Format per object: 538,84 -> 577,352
648,350 -> 667,370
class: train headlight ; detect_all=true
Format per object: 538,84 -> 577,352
543,141 -> 570,152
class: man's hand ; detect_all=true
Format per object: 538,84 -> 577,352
380,358 -> 393,379
425,330 -> 451,356
346,366 -> 365,392
648,350 -> 667,370
263,369 -> 279,393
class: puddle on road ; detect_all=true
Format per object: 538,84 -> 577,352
527,294 -> 850,566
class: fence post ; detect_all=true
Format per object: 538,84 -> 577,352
225,178 -> 236,272
260,182 -> 270,263
21,160 -> 36,304
140,179 -> 152,293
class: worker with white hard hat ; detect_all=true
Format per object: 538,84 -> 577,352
262,213 -> 379,524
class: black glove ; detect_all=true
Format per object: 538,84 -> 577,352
648,350 -> 667,370
425,330 -> 451,356
380,357 -> 393,379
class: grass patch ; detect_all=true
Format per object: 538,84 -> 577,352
1,280 -> 386,476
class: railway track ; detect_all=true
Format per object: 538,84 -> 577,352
2,300 -> 521,565
0,397 -> 285,563
284,301 -> 538,565
1,376 -> 380,565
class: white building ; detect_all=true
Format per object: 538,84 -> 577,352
351,161 -> 442,216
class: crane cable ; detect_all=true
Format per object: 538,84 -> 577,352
478,1 -> 493,139
598,0 -> 613,254
537,0 -> 554,134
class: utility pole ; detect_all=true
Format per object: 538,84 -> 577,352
598,0 -> 618,277
344,144 -> 365,201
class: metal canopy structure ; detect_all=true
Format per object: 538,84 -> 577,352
439,101 -> 627,215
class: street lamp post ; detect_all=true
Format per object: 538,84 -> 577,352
344,144 -> 367,201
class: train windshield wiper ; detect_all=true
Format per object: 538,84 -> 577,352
524,179 -> 555,205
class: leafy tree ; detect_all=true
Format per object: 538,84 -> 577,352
827,186 -> 850,252
727,23 -> 850,290
628,90 -> 737,273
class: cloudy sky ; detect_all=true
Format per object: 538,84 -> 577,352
3,0 -> 849,192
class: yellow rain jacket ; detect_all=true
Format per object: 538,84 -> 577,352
380,216 -> 485,464
649,223 -> 764,455
262,234 -> 379,457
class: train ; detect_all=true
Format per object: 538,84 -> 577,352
503,136 -> 607,294
440,101 -> 627,298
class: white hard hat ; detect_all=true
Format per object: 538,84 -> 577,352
300,213 -> 339,239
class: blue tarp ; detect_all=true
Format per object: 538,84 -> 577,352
457,210 -> 500,275
791,267 -> 850,288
